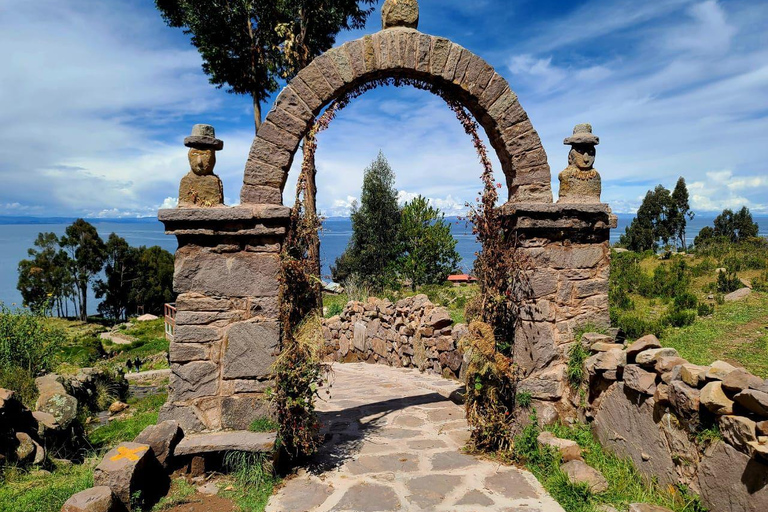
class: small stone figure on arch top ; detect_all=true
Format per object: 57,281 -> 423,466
557,124 -> 602,204
178,124 -> 225,207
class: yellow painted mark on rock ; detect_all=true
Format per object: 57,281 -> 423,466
110,446 -> 148,462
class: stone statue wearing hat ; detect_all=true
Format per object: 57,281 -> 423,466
178,124 -> 224,207
557,124 -> 602,204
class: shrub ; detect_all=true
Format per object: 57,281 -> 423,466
615,312 -> 665,339
673,292 -> 698,311
0,306 -> 66,375
516,391 -> 532,408
0,366 -> 38,409
715,271 -> 742,294
664,309 -> 696,328
459,321 -> 518,452
697,302 -> 715,317
567,342 -> 589,387
325,302 -> 343,318
271,316 -> 331,458
753,272 -> 768,292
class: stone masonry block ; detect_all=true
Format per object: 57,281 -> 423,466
174,247 -> 280,298
170,361 -> 218,401
265,107 -> 307,139
241,184 -> 283,205
273,86 -> 313,123
244,160 -> 289,189
223,321 -> 280,379
289,76 -> 323,113
328,47 -> 354,84
296,61 -> 333,103
313,53 -> 344,90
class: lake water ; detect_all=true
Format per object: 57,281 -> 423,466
1,214 -> 766,313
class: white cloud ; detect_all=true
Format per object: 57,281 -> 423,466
663,1 -> 736,55
688,170 -> 768,213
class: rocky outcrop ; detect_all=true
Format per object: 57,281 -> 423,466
584,332 -> 768,511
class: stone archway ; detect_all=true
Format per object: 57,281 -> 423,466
158,3 -> 616,433
241,28 -> 553,206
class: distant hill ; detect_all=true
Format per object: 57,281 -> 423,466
0,216 -> 159,225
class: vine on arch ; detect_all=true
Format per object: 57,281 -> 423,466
277,76 -> 527,457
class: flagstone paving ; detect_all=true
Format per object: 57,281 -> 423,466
266,362 -> 564,512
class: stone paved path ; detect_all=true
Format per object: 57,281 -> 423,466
266,363 -> 564,512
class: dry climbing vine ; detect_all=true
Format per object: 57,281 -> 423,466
279,76 -> 527,456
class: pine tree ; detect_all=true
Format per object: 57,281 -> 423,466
332,152 -> 401,290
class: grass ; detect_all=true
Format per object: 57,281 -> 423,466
221,452 -> 280,512
515,419 -> 706,512
151,478 -> 197,511
0,459 -> 95,512
249,417 -> 279,432
88,392 -> 167,448
659,293 -> 768,377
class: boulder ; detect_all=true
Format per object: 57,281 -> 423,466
425,309 -> 452,330
585,349 -> 626,375
133,420 -> 182,468
537,431 -> 582,462
626,335 -> 661,360
518,365 -> 567,400
757,420 -> 768,437
136,314 -> 159,322
668,381 -> 700,425
680,364 -> 709,388
15,432 -> 43,464
581,333 -> 614,346
590,342 -> 624,353
109,402 -> 129,415
35,374 -> 78,428
698,440 -> 768,512
700,381 -> 734,415
623,365 -> 657,395
560,460 -> 609,493
724,288 -> 751,302
734,389 -> 768,417
718,415 -> 757,453
93,442 -> 161,510
655,356 -> 687,374
636,348 -> 679,367
705,360 -> 737,381
722,369 -> 763,394
61,486 -> 124,512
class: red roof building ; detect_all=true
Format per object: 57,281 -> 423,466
447,274 -> 478,284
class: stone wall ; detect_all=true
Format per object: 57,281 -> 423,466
321,295 -> 468,379
581,332 -> 768,511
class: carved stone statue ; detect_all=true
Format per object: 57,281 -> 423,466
178,124 -> 224,207
557,124 -> 602,204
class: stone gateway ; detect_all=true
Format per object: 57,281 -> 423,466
158,0 -> 615,439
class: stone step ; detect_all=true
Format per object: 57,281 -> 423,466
174,430 -> 276,456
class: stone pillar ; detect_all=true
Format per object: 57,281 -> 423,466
501,203 -> 616,410
157,206 -> 289,432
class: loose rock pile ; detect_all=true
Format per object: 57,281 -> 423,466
321,295 -> 467,379
582,332 -> 768,511
61,421 -> 275,512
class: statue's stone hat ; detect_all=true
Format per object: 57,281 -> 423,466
564,123 -> 599,146
184,124 -> 224,151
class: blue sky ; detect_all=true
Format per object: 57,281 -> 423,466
1,0 -> 766,218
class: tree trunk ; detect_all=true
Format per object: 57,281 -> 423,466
79,282 -> 87,322
303,140 -> 323,311
253,95 -> 262,133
